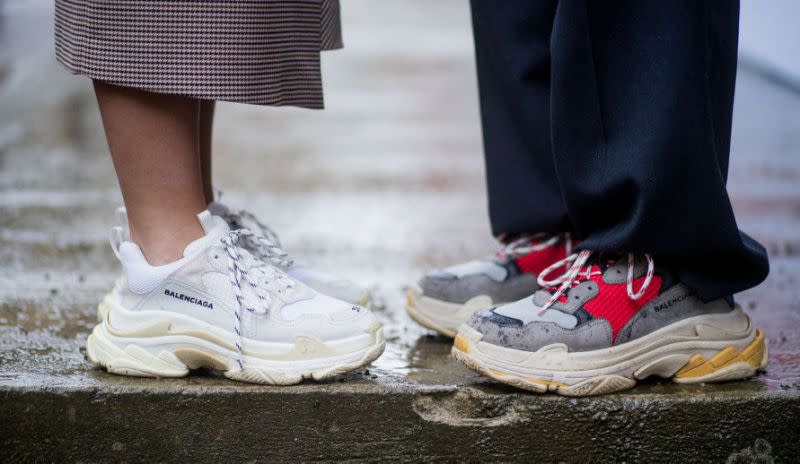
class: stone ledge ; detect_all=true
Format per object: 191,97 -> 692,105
2,374 -> 800,462
2,290 -> 800,462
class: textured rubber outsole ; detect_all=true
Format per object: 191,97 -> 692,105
86,322 -> 385,386
223,334 -> 385,385
452,324 -> 768,397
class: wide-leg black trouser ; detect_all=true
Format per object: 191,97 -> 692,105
470,0 -> 768,300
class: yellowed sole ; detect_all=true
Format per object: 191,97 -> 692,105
87,319 -> 386,385
452,327 -> 768,397
673,329 -> 766,382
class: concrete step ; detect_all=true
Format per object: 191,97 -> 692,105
3,384 -> 798,462
2,295 -> 800,462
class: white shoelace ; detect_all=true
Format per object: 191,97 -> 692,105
497,233 -> 573,270
536,250 -> 655,316
221,207 -> 283,247
221,229 -> 296,370
222,209 -> 295,268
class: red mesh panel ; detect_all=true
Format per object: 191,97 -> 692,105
515,243 -> 571,275
583,275 -> 663,341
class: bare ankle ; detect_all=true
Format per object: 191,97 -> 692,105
130,215 -> 205,265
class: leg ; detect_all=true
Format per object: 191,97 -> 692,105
199,100 -> 216,204
549,0 -> 768,299
406,2 -> 570,337
94,81 -> 206,265
454,0 -> 768,395
469,0 -> 567,237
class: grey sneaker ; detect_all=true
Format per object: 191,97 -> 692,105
406,234 -> 573,337
452,251 -> 767,396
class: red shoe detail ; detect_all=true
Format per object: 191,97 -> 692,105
515,245 -> 570,275
583,274 -> 663,341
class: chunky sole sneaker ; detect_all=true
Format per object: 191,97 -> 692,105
453,306 -> 766,396
406,234 -> 572,337
89,211 -> 385,385
87,306 -> 384,385
452,251 -> 767,396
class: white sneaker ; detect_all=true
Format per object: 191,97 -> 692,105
98,202 -> 371,321
87,211 -> 385,385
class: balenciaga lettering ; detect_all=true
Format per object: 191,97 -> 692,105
653,294 -> 690,312
164,289 -> 213,309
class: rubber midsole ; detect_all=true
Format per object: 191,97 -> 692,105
91,321 -> 381,372
455,308 -> 758,383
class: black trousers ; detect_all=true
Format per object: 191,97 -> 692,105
470,0 -> 768,300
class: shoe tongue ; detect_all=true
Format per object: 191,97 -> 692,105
183,210 -> 230,258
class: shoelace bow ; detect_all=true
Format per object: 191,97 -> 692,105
535,250 -> 655,316
221,228 -> 296,370
497,233 -> 573,266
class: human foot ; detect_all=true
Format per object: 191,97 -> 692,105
406,234 -> 573,337
88,211 -> 384,384
452,251 -> 767,396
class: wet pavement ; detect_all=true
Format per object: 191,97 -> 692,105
1,1 -> 799,461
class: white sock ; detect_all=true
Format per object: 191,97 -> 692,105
119,243 -> 189,294
117,210 -> 228,294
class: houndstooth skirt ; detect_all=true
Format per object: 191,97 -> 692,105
54,0 -> 342,109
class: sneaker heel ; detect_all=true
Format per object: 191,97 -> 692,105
672,329 -> 767,384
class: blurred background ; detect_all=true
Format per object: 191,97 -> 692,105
0,1 -> 798,385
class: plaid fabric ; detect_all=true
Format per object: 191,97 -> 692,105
54,0 -> 343,109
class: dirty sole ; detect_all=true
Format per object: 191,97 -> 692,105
452,307 -> 767,396
86,319 -> 385,385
